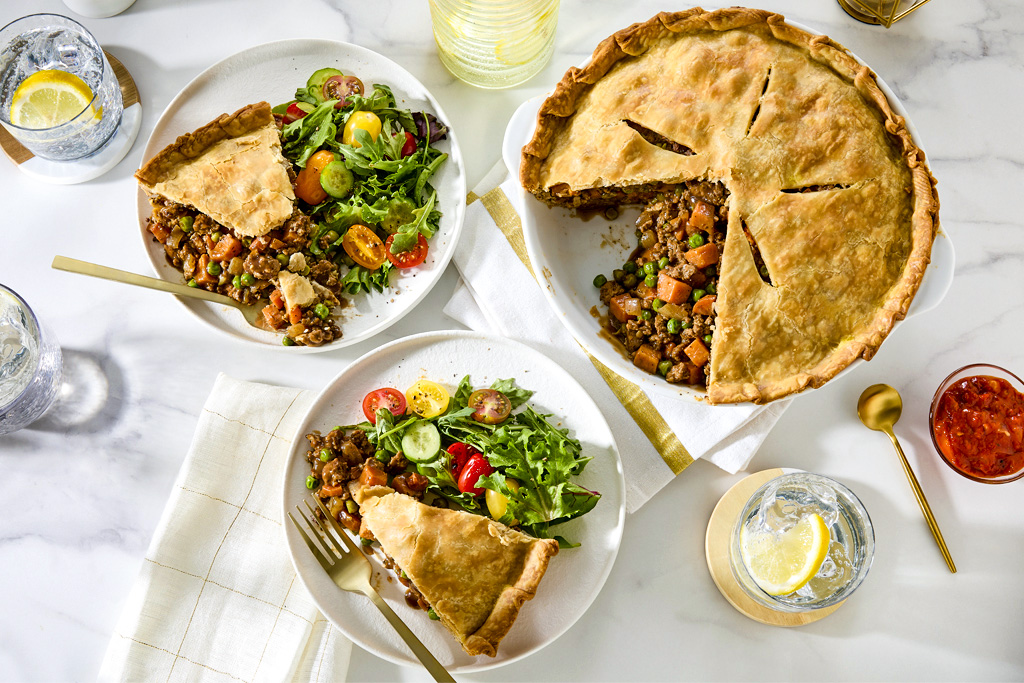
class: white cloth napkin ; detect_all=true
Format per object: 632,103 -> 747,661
99,374 -> 352,683
443,168 -> 790,511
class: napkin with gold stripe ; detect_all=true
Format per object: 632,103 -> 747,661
443,169 -> 790,511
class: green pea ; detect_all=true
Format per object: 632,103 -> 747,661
658,257 -> 670,269
305,475 -> 317,489
658,360 -> 672,376
427,607 -> 440,621
179,216 -> 194,232
375,450 -> 389,463
623,261 -> 637,274
759,265 -> 770,278
688,233 -> 705,249
593,274 -> 608,288
206,261 -> 222,276
319,448 -> 332,462
613,268 -> 626,283
644,274 -> 657,288
705,265 -> 717,277
681,320 -> 693,330
282,336 -> 296,346
704,334 -> 714,345
324,230 -> 340,244
211,231 -> 222,243
622,273 -> 638,289
692,289 -> 706,302
667,318 -> 681,334
314,303 -> 331,320
276,253 -> 290,267
241,273 -> 256,287
187,278 -> 198,288
640,309 -> 653,320
232,275 -> 242,289
345,499 -> 358,514
360,537 -> 374,546
707,283 -> 717,294
643,262 -> 656,276
652,298 -> 664,311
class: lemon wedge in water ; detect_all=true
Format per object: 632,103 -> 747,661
9,69 -> 98,130
740,512 -> 830,596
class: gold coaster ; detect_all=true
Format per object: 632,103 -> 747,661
0,51 -> 140,167
705,468 -> 845,626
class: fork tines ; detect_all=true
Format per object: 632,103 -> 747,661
288,499 -> 354,566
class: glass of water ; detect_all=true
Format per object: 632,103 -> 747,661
730,472 -> 875,612
428,0 -> 560,89
0,285 -> 63,435
0,14 -> 123,161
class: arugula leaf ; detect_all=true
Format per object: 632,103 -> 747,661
390,189 -> 437,253
489,378 -> 533,409
339,262 -> 393,295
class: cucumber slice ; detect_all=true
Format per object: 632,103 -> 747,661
401,421 -> 441,463
319,159 -> 355,199
307,68 -> 343,103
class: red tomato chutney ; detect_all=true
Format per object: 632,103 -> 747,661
932,375 -> 1024,478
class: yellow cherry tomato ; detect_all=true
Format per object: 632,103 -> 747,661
341,224 -> 387,269
342,111 -> 382,147
405,380 -> 450,418
486,479 -> 520,523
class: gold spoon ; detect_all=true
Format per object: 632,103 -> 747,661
858,383 -> 956,573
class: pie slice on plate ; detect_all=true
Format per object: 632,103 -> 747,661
520,8 -> 939,404
352,483 -> 559,657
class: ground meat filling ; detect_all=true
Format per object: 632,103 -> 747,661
596,181 -> 729,386
145,197 -> 343,347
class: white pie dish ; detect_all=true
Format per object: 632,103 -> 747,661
136,39 -> 466,352
280,330 -> 626,672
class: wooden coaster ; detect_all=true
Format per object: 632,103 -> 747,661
705,468 -> 845,626
0,50 -> 141,183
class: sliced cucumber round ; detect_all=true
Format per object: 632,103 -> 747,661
306,68 -> 343,103
319,159 -> 355,199
401,421 -> 441,463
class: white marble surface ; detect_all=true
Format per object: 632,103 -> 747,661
1,0 -> 1023,680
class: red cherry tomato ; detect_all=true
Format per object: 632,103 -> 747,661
384,233 -> 429,269
400,131 -> 417,157
361,387 -> 407,424
446,442 -> 479,478
468,389 -> 512,424
284,102 -> 309,124
457,453 -> 494,496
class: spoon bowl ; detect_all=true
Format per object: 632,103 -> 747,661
857,383 -> 904,432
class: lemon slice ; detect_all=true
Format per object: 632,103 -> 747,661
9,69 -> 98,130
740,512 -> 831,596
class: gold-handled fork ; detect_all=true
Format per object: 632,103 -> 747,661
288,497 -> 456,683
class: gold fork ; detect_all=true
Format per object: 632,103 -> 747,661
288,497 -> 455,683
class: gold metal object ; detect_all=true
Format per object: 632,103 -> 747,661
837,0 -> 935,27
857,384 -> 957,573
289,497 -> 456,683
51,255 -> 265,329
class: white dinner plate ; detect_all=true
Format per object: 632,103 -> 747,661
281,330 -> 625,672
137,39 -> 465,351
501,17 -> 955,403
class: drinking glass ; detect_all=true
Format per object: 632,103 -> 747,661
428,0 -> 560,89
0,13 -> 123,160
729,472 -> 875,612
0,285 -> 63,435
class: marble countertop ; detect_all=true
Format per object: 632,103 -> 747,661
2,0 -> 1023,680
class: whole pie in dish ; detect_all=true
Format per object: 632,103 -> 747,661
520,8 -> 939,404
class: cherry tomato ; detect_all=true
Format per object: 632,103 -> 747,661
457,453 -> 495,496
283,102 -> 310,124
447,442 -> 479,478
295,150 -> 335,205
341,224 -> 387,269
468,389 -> 512,424
486,479 -> 520,521
384,233 -> 428,269
323,74 -> 364,108
342,111 -> 382,147
406,380 -> 450,418
400,131 -> 416,157
361,388 -> 407,424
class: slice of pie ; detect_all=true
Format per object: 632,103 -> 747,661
136,101 -> 295,237
520,8 -> 939,404
352,483 -> 559,657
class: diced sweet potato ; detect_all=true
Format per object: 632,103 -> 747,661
195,254 -> 217,286
360,460 -> 388,488
269,289 -> 285,310
684,243 -> 719,268
684,339 -> 711,367
683,361 -> 703,384
633,344 -> 661,374
687,200 -> 716,231
262,304 -> 285,329
288,304 -> 303,325
692,294 -> 717,316
148,222 -> 171,243
657,272 -> 692,305
610,293 -> 638,322
210,234 -> 244,262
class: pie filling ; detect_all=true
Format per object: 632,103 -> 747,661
595,180 -> 729,386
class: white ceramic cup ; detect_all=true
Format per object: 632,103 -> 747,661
61,0 -> 137,18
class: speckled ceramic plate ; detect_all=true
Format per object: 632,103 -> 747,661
137,39 -> 465,351
281,330 -> 625,671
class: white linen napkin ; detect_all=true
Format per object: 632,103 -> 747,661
443,169 -> 790,511
98,374 -> 352,683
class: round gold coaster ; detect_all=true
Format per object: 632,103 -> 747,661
705,468 -> 845,626
836,0 -> 884,25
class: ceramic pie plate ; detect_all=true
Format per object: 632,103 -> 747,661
281,330 -> 626,672
501,17 -> 955,403
136,39 -> 466,352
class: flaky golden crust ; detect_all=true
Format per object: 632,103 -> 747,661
356,487 -> 558,657
519,8 -> 939,404
136,102 -> 296,237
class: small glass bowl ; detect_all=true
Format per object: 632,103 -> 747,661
929,363 -> 1024,484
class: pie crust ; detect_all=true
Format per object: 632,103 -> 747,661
136,101 -> 295,238
520,8 -> 939,404
353,483 -> 559,657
